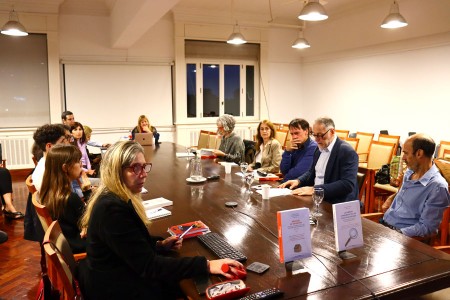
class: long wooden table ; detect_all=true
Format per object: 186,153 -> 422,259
142,143 -> 450,299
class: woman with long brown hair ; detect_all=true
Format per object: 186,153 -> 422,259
40,144 -> 86,253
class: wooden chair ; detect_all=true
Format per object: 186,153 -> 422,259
195,130 -> 210,149
444,149 -> 450,159
378,133 -> 400,157
32,192 -> 86,262
207,131 -> 221,149
437,141 -> 450,158
342,137 -> 359,151
275,128 -> 289,149
26,175 -> 37,194
359,141 -> 396,213
335,130 -> 349,139
355,132 -> 374,163
43,220 -> 83,300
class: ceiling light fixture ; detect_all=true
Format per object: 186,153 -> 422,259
227,23 -> 247,45
298,0 -> 328,22
1,9 -> 28,36
381,1 -> 408,29
292,29 -> 310,49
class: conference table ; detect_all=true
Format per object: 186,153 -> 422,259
142,143 -> 450,299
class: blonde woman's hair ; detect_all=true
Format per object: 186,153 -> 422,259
80,141 -> 150,229
83,125 -> 92,139
40,144 -> 82,219
137,115 -> 151,133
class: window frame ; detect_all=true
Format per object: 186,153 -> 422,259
186,58 -> 259,121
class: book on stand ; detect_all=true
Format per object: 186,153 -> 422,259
277,207 -> 312,263
332,200 -> 364,252
168,220 -> 210,238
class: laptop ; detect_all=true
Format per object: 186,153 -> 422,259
134,132 -> 153,146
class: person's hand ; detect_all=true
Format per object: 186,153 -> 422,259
87,169 -> 96,176
291,186 -> 313,196
208,259 -> 244,279
213,149 -> 225,157
247,166 -> 253,172
286,141 -> 299,152
278,179 -> 300,189
102,143 -> 111,148
80,227 -> 87,239
141,125 -> 151,133
158,236 -> 183,251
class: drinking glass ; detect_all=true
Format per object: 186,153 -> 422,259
240,162 -> 249,180
245,173 -> 254,194
312,187 -> 324,217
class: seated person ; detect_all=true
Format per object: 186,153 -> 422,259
279,117 -> 359,204
0,167 -> 24,219
280,118 -> 317,182
382,134 -> 450,237
248,120 -> 282,173
40,144 -> 86,254
71,122 -> 96,177
83,125 -> 102,176
131,115 -> 160,145
78,141 -> 242,299
213,114 -> 245,164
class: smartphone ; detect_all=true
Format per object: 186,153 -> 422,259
194,275 -> 212,295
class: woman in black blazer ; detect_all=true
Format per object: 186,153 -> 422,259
79,141 -> 242,299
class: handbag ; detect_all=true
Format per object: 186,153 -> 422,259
375,164 -> 390,184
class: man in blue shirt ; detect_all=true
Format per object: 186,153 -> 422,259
280,118 -> 317,182
383,134 -> 450,237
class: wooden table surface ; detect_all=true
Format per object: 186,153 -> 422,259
142,143 -> 450,299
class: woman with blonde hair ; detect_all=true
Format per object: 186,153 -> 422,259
248,120 -> 282,173
78,141 -> 242,299
131,115 -> 160,144
40,144 -> 86,253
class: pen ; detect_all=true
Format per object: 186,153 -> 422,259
179,224 -> 196,239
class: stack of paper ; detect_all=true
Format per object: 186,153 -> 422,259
167,220 -> 210,238
146,207 -> 172,220
142,197 -> 173,210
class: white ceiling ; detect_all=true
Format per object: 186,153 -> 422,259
1,0 -> 450,57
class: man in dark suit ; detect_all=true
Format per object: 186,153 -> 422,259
279,117 -> 359,204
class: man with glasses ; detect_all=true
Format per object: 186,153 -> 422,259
279,117 -> 359,204
280,118 -> 317,182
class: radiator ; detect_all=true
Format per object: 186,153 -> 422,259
0,138 -> 34,169
187,127 -> 257,147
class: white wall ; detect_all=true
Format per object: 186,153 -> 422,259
300,44 -> 450,144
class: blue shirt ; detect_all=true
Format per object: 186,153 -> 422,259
280,137 -> 317,182
383,164 -> 450,237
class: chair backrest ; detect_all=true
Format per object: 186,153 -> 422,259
26,175 -> 37,194
0,143 -> 5,168
438,141 -> 450,158
197,130 -> 210,149
342,137 -> 359,150
275,129 -> 289,149
207,131 -> 221,149
378,134 -> 400,157
366,141 -> 396,169
438,206 -> 450,246
357,172 -> 366,200
355,132 -> 374,162
43,220 -> 79,299
444,149 -> 450,159
335,130 -> 349,139
32,192 -> 53,234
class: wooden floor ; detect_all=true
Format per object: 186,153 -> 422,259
0,170 -> 449,299
0,171 -> 40,300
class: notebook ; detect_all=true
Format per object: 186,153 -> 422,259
146,207 -> 172,220
134,132 -> 153,146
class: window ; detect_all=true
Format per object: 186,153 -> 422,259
185,40 -> 259,120
186,60 -> 258,119
0,34 -> 50,127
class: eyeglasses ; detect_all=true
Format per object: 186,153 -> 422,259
123,163 -> 152,175
311,129 -> 331,139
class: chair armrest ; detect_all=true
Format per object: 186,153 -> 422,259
361,212 -> 384,223
434,246 -> 450,254
73,253 -> 87,261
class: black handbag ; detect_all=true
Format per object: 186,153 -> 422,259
375,164 -> 390,184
